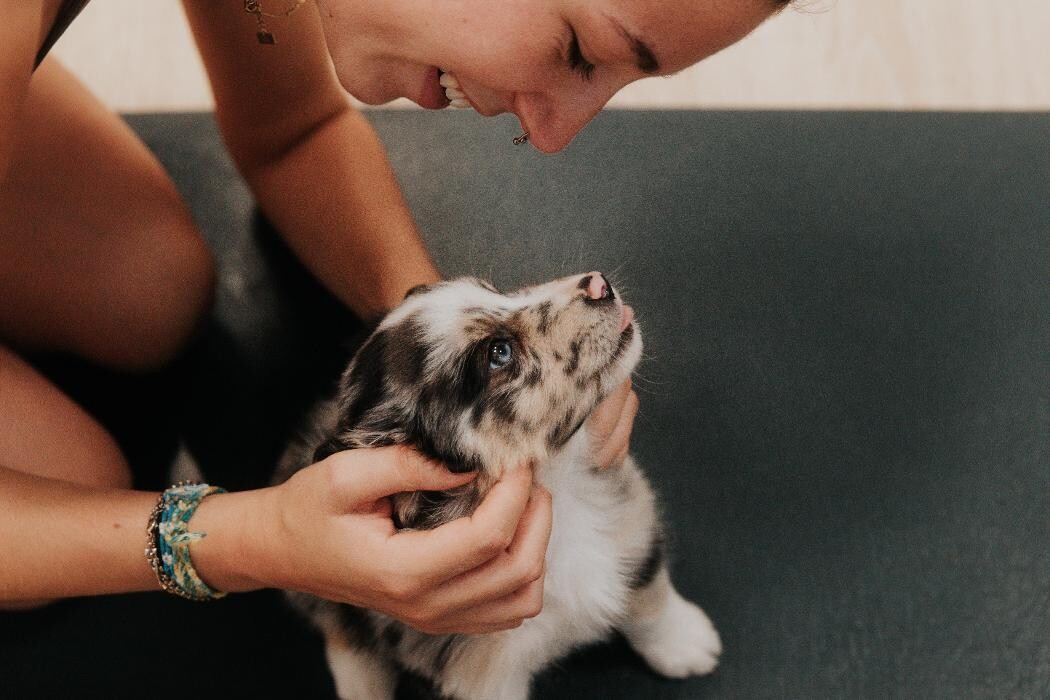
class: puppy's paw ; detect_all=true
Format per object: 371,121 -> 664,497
632,594 -> 722,678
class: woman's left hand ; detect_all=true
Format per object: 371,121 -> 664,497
587,380 -> 639,470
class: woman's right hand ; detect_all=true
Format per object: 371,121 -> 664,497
214,447 -> 552,635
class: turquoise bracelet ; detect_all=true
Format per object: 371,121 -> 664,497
145,482 -> 228,602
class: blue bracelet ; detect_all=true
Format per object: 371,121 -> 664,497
146,482 -> 228,602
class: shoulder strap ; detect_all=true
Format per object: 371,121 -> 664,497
34,0 -> 92,70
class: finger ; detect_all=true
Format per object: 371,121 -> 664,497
326,446 -> 476,511
593,389 -> 639,469
587,380 -> 633,444
429,575 -> 545,634
389,463 -> 534,584
427,486 -> 552,613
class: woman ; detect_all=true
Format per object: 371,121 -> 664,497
0,0 -> 787,631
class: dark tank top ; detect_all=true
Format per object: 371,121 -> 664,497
34,0 -> 91,69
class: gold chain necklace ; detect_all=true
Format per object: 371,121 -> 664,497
244,0 -> 307,45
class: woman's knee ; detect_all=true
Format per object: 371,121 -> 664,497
121,219 -> 216,371
80,216 -> 217,373
0,60 -> 217,372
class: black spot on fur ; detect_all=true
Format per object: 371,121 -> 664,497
452,340 -> 491,407
397,671 -> 451,700
629,531 -> 665,590
405,411 -> 482,474
563,337 -> 583,375
383,624 -> 404,649
342,330 -> 388,429
536,301 -> 553,334
397,484 -> 483,530
469,401 -> 485,429
487,390 -> 517,424
435,636 -> 463,670
612,323 -> 635,361
337,605 -> 380,650
387,313 -> 428,385
547,411 -> 585,449
523,365 -> 542,387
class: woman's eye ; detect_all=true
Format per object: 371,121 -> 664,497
489,340 -> 513,369
568,28 -> 596,81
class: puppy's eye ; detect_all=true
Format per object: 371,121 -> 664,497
489,340 -> 513,369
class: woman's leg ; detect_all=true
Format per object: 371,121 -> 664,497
0,58 -> 214,608
0,58 -> 215,371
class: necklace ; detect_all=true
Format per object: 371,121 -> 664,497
244,0 -> 307,45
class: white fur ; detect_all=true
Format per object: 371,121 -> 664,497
325,634 -> 398,699
429,433 -> 718,700
622,568 -> 723,678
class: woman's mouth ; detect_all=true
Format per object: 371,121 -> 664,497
438,69 -> 474,111
438,69 -> 487,113
417,67 -> 451,110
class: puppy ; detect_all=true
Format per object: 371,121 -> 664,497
275,272 -> 721,699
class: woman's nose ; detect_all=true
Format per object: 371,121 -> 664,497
514,90 -> 611,153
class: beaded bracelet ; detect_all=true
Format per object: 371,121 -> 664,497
145,482 -> 228,602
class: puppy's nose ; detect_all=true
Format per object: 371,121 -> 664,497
579,272 -> 612,301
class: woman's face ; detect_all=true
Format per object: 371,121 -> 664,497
316,0 -> 780,153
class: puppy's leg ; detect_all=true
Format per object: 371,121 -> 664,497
621,567 -> 722,678
324,631 -> 397,700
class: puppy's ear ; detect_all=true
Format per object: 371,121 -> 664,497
404,283 -> 432,299
338,330 -> 388,429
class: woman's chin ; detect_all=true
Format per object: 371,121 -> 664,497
335,75 -> 398,106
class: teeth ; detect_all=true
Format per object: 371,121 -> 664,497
439,72 -> 459,89
439,70 -> 474,110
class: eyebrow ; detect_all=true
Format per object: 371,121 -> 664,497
612,19 -> 661,74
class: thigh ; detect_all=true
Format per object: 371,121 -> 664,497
0,58 -> 214,371
0,344 -> 129,489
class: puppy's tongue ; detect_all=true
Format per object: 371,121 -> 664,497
619,305 -> 634,332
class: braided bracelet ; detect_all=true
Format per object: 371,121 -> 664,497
145,482 -> 228,602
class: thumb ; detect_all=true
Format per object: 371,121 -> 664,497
325,446 -> 476,512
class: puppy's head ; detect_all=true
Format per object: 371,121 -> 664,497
315,271 -> 641,485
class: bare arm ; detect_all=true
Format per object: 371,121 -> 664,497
181,1 -> 439,319
0,467 -> 161,600
0,2 -> 43,184
0,453 -> 549,638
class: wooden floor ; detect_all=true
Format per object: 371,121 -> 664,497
52,0 -> 1050,112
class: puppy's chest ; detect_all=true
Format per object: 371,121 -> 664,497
536,457 -> 634,634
